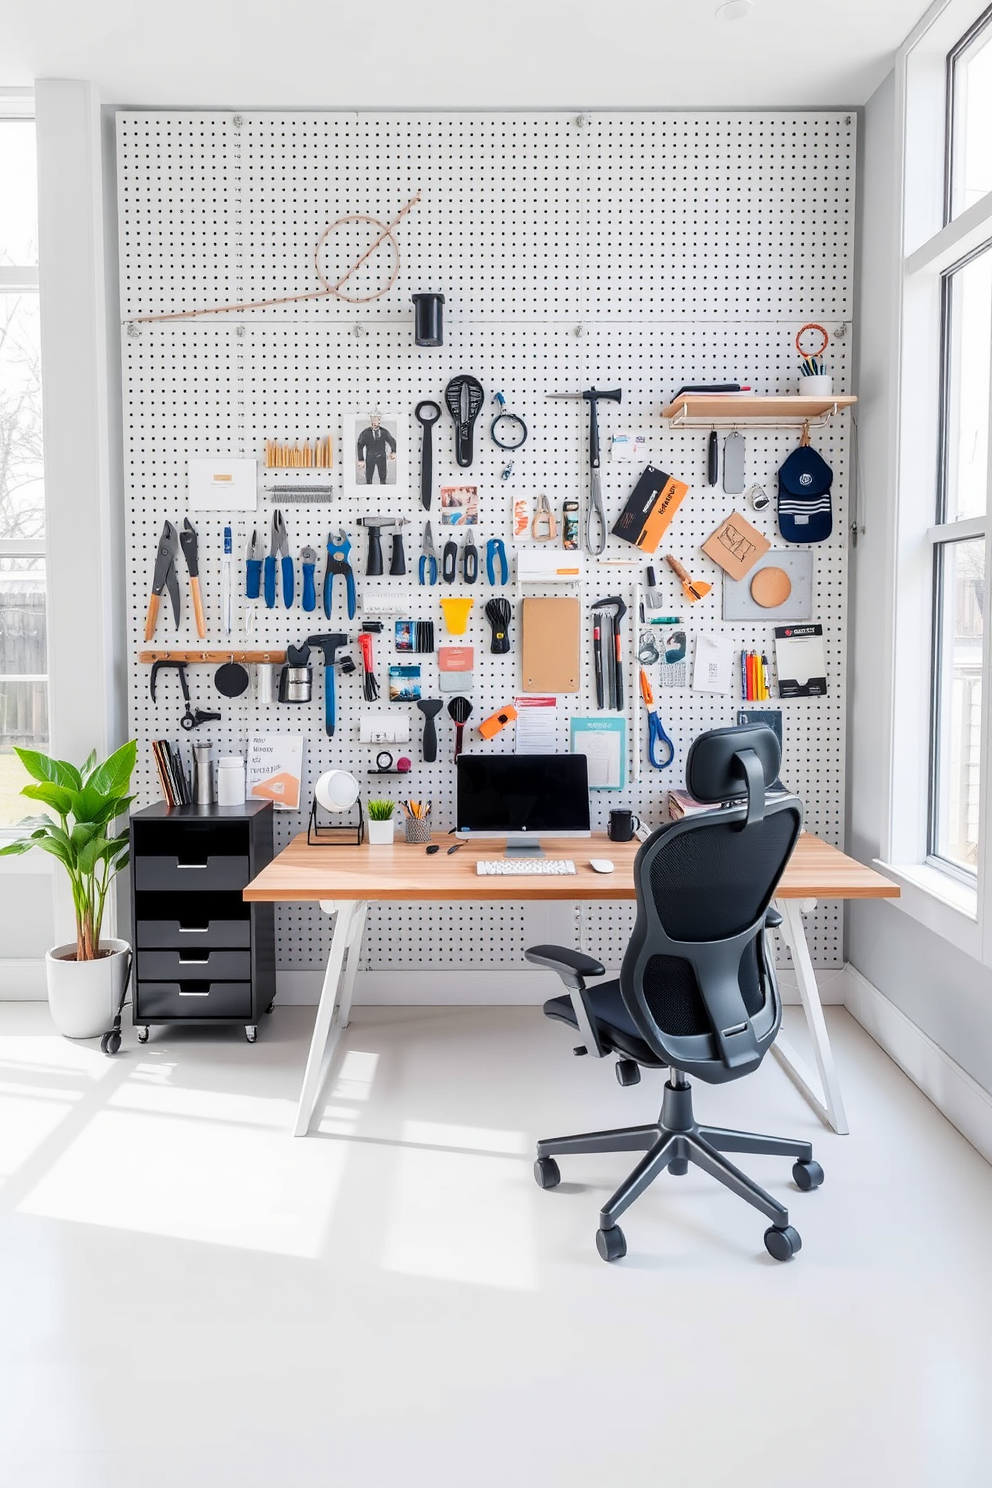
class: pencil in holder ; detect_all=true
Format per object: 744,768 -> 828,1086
404,817 -> 432,845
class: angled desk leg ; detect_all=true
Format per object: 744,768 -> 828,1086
771,896 -> 849,1137
293,899 -> 368,1137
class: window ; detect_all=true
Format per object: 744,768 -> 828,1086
0,109 -> 47,828
947,4 -> 992,221
929,244 -> 992,877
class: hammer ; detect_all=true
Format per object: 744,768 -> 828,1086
357,517 -> 407,577
306,633 -> 349,737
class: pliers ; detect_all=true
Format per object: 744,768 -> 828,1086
640,668 -> 674,769
300,546 -> 318,612
265,509 -> 294,608
178,518 -> 206,638
419,522 -> 438,586
144,520 -> 181,640
442,530 -> 459,584
485,537 -> 508,586
246,529 -> 263,599
324,529 -> 356,619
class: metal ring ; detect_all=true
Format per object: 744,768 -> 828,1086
489,411 -> 528,451
375,749 -> 394,771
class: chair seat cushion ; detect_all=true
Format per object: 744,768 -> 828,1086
543,981 -> 666,1068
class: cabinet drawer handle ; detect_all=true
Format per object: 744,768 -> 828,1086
178,926 -> 209,934
176,862 -> 207,870
178,990 -> 211,997
179,957 -> 210,965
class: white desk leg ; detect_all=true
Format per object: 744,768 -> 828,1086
292,899 -> 367,1137
771,897 -> 850,1136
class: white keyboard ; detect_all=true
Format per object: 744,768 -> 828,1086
476,859 -> 577,876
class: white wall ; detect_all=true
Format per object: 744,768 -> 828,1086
848,68 -> 992,1095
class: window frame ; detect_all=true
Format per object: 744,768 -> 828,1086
944,1 -> 992,225
0,100 -> 49,835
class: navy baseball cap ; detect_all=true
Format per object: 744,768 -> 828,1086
777,444 -> 833,543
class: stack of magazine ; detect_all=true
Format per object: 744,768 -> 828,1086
151,740 -> 191,805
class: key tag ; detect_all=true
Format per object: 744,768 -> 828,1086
724,431 -> 746,494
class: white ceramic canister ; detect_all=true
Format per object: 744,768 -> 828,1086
217,755 -> 246,805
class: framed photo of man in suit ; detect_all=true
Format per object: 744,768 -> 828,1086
343,410 -> 406,496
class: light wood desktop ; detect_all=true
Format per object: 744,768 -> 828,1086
245,832 -> 899,1137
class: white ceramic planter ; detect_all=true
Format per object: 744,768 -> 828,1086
45,938 -> 131,1039
366,818 -> 395,845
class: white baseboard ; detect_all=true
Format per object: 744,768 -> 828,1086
845,965 -> 992,1165
0,959 -> 48,1000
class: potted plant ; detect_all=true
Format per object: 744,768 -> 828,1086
366,798 -> 395,845
0,742 -> 137,1039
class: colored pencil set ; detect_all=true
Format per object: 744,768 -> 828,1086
741,650 -> 771,701
401,800 -> 431,820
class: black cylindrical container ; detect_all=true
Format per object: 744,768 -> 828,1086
412,292 -> 445,347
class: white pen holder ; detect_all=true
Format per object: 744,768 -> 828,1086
799,374 -> 832,398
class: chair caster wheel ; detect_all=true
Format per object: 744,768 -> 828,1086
596,1225 -> 627,1262
265,1000 -> 275,1015
137,1027 -> 149,1044
245,1025 -> 258,1044
615,1059 -> 640,1087
669,1157 -> 688,1176
100,1030 -> 121,1056
792,1159 -> 824,1191
764,1224 -> 802,1261
534,1157 -> 561,1189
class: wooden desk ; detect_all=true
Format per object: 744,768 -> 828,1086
245,832 -> 898,1137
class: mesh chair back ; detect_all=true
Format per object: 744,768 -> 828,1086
619,792 -> 802,1083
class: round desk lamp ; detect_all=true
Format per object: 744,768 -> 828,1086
309,770 -> 364,845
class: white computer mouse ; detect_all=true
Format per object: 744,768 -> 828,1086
589,859 -> 615,874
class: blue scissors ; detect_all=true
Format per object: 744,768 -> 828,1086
640,669 -> 674,769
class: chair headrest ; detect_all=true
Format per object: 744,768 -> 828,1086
686,724 -> 781,825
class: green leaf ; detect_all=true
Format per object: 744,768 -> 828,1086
0,839 -> 34,857
14,748 -> 81,791
71,822 -> 103,851
77,837 -> 110,875
21,781 -> 77,817
32,834 -> 75,870
79,749 -> 98,783
85,741 -> 137,801
85,795 -> 135,829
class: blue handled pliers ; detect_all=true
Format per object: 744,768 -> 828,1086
486,537 -> 508,586
419,522 -> 439,586
323,530 -> 356,619
264,509 -> 294,608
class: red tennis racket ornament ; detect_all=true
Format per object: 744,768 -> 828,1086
129,192 -> 421,323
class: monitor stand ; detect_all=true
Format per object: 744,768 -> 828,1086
505,837 -> 545,858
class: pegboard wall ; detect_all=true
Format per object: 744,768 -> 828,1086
117,110 -> 856,995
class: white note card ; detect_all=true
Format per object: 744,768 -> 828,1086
188,458 -> 258,511
692,632 -> 733,694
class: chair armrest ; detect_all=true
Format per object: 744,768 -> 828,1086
764,907 -> 783,929
525,944 -> 607,986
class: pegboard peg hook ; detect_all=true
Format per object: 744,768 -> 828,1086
353,323 -> 368,337
574,323 -> 585,338
126,322 -> 142,338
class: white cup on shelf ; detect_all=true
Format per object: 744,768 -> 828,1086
799,374 -> 832,398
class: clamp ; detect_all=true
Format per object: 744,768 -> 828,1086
323,530 -> 357,620
149,660 -> 221,732
485,538 -> 508,586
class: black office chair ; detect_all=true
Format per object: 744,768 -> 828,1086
525,724 -> 823,1263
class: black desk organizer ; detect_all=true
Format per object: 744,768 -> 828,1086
130,802 -> 275,1044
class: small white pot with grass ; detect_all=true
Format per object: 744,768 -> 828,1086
366,798 -> 395,845
0,742 -> 137,1040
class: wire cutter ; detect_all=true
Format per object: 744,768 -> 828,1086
144,520 -> 181,640
178,518 -> 206,638
265,509 -> 294,608
442,531 -> 459,584
640,668 -> 674,769
485,537 -> 508,586
419,522 -> 439,586
323,530 -> 356,619
246,528 -> 263,600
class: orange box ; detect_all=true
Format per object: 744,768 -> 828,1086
611,466 -> 689,553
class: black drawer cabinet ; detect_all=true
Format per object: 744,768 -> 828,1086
129,802 -> 275,1044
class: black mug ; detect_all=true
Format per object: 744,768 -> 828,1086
608,809 -> 641,842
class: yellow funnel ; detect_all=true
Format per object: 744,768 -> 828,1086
440,598 -> 474,636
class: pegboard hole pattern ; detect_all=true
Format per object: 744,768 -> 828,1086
118,109 -> 856,977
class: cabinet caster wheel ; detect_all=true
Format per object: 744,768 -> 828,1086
596,1225 -> 627,1262
764,1224 -> 802,1261
792,1159 -> 824,1191
100,1030 -> 122,1056
137,1027 -> 149,1044
265,1000 -> 275,1015
245,1025 -> 258,1044
615,1059 -> 640,1087
534,1157 -> 561,1189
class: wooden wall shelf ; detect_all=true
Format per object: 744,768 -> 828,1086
139,649 -> 288,664
662,394 -> 857,428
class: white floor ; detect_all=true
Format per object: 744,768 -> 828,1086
1,1001 -> 991,1488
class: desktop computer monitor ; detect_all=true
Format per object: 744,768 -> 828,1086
456,754 -> 591,855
